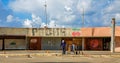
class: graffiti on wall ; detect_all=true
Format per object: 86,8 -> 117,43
87,39 -> 102,50
10,42 -> 16,45
90,39 -> 99,48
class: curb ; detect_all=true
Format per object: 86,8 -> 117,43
0,53 -> 62,56
1,53 -> 120,58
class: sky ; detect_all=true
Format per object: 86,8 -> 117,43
0,0 -> 120,28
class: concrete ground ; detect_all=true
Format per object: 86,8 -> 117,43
0,50 -> 120,63
1,55 -> 120,63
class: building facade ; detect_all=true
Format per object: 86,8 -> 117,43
0,27 -> 120,52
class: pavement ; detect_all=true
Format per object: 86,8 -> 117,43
0,50 -> 120,58
1,56 -> 120,63
1,50 -> 120,63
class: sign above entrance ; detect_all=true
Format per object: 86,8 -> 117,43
72,28 -> 81,36
72,32 -> 80,36
30,28 -> 82,37
30,39 -> 37,43
72,28 -> 80,31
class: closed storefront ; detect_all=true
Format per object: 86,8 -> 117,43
5,39 -> 26,50
29,37 -> 41,50
41,37 -> 61,50
85,38 -> 103,50
115,37 -> 120,52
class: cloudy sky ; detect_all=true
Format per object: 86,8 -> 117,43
0,0 -> 120,28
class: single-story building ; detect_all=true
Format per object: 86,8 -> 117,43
0,26 -> 120,52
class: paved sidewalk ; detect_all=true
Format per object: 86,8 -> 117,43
1,55 -> 120,63
0,50 -> 120,58
1,50 -> 120,63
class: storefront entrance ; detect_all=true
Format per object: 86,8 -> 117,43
85,38 -> 103,50
103,37 -> 110,51
29,37 -> 41,50
85,37 -> 110,51
63,38 -> 82,52
0,35 -> 26,50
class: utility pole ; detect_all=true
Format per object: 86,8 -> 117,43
82,8 -> 85,27
111,18 -> 115,53
82,8 -> 85,51
44,0 -> 48,27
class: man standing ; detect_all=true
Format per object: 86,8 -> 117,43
60,40 -> 66,54
71,43 -> 76,54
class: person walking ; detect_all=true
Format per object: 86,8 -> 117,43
71,43 -> 76,54
60,40 -> 66,54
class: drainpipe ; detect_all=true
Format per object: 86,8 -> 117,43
111,18 -> 115,53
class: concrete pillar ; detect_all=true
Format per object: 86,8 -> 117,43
111,18 -> 115,53
82,38 -> 85,51
2,38 -> 5,50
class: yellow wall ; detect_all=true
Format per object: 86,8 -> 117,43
0,27 -> 81,37
5,39 -> 26,49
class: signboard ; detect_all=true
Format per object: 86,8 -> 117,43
30,39 -> 37,43
72,28 -> 81,36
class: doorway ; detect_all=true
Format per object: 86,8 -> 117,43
29,37 -> 41,50
63,38 -> 82,51
103,37 -> 110,51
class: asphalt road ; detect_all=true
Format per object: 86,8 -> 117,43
0,56 -> 120,63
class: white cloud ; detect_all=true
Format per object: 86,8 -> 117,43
23,19 -> 32,28
46,0 -> 77,24
31,14 -> 42,25
6,14 -> 21,23
101,0 -> 120,26
64,6 -> 72,12
115,13 -> 120,21
41,23 -> 46,28
48,20 -> 56,28
64,15 -> 76,22
77,0 -> 92,13
9,0 -> 77,28
23,14 -> 42,28
9,0 -> 120,27
6,15 -> 13,22
104,0 -> 120,14
9,0 -> 44,13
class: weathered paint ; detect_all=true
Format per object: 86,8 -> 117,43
41,37 -> 61,50
115,37 -> 120,52
0,39 -> 2,50
5,39 -> 26,49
